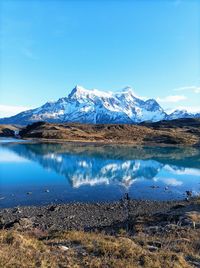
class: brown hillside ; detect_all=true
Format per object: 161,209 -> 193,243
18,119 -> 200,146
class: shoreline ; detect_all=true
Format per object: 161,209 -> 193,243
1,197 -> 199,232
1,117 -> 200,146
1,136 -> 200,148
1,197 -> 200,268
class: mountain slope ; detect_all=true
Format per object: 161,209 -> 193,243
166,109 -> 200,120
0,85 -> 199,125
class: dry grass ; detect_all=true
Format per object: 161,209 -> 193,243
0,125 -> 19,137
1,197 -> 200,267
19,119 -> 200,145
0,230 -> 77,268
0,226 -> 199,268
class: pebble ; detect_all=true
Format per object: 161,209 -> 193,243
172,204 -> 185,209
150,185 -> 159,189
148,241 -> 162,248
19,217 -> 34,229
188,261 -> 200,267
58,245 -> 69,251
186,190 -> 192,197
0,216 -> 5,225
147,245 -> 158,252
48,205 -> 59,212
13,207 -> 22,214
1,199 -> 198,233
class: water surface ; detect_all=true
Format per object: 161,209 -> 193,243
0,140 -> 200,208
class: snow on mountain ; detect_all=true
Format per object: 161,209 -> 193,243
0,85 -> 199,125
3,143 -> 164,188
167,109 -> 200,120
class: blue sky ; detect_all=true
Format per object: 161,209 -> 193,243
0,0 -> 199,117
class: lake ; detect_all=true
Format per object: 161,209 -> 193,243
0,139 -> 200,208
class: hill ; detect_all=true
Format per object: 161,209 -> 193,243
18,118 -> 200,146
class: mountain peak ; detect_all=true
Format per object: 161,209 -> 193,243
122,86 -> 134,93
68,85 -> 86,98
74,84 -> 86,92
68,85 -> 113,100
1,84 -> 198,125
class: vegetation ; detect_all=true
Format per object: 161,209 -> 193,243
0,219 -> 200,268
17,118 -> 200,146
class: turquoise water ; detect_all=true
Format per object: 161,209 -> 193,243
0,139 -> 200,208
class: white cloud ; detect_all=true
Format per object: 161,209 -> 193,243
0,150 -> 29,163
156,95 -> 187,103
173,86 -> 200,94
0,104 -> 32,118
165,166 -> 200,176
162,178 -> 183,186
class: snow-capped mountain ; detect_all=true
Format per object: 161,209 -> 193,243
167,109 -> 200,120
0,85 -> 199,125
0,85 -> 166,125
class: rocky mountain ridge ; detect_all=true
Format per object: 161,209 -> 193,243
1,85 -> 199,125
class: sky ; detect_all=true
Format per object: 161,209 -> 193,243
0,0 -> 199,117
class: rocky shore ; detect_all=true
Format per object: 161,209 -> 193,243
1,197 -> 199,233
1,197 -> 200,268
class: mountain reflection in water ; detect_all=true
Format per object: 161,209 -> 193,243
0,142 -> 200,207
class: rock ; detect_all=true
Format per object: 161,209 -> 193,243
18,217 -> 34,229
186,256 -> 200,267
37,214 -> 44,218
186,190 -> 192,197
188,261 -> 200,267
146,226 -> 160,233
4,220 -> 19,229
165,224 -> 178,230
175,238 -> 191,243
0,216 -> 5,227
172,204 -> 185,209
67,215 -> 75,220
12,207 -> 22,214
180,218 -> 192,226
14,217 -> 35,230
147,245 -> 158,252
58,245 -> 69,251
124,193 -> 130,200
48,205 -> 59,212
148,241 -> 162,248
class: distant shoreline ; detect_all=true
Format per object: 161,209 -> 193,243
1,118 -> 200,147
1,136 -> 200,148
